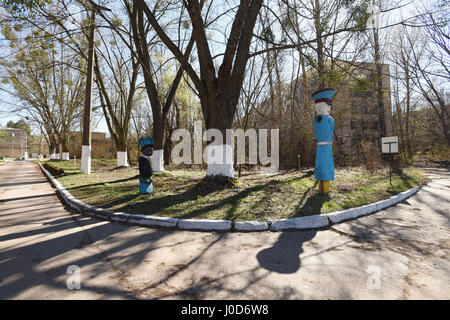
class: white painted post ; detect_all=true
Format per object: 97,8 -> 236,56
81,145 -> 91,174
206,144 -> 234,178
150,149 -> 164,172
117,151 -> 129,167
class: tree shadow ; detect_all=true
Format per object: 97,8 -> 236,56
65,175 -> 140,191
1,161 -> 364,299
292,185 -> 331,218
76,170 -> 319,222
0,209 -> 177,299
220,171 -> 316,221
104,176 -> 232,215
177,179 -> 283,220
136,173 -> 313,220
0,180 -> 50,188
0,193 -> 57,203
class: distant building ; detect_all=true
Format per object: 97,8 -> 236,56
68,131 -> 116,159
0,126 -> 27,158
333,62 -> 393,159
0,127 -> 135,160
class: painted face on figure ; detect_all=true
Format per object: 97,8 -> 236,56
142,145 -> 153,157
315,101 -> 331,116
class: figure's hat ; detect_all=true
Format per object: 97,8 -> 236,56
139,136 -> 154,149
312,88 -> 335,104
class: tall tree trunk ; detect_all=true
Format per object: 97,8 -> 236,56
373,27 -> 386,140
314,0 -> 325,88
81,9 -> 96,174
404,65 -> 412,160
131,0 -> 195,171
289,94 -> 295,168
393,69 -> 405,156
274,50 -> 283,125
267,53 -> 275,129
395,100 -> 405,161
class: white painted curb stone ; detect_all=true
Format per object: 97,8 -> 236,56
178,219 -> 232,231
128,214 -> 178,228
327,185 -> 421,224
110,212 -> 131,223
94,209 -> 115,220
270,215 -> 330,231
234,221 -> 270,231
327,203 -> 378,224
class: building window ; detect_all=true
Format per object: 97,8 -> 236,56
362,105 -> 367,114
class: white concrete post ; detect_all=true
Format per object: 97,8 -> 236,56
206,144 -> 234,178
117,151 -> 129,167
81,145 -> 91,174
150,149 -> 164,172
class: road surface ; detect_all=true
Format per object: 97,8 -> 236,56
0,161 -> 448,299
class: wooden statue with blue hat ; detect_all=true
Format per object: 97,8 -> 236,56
312,88 -> 335,193
138,136 -> 154,194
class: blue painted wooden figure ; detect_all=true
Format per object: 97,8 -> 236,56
312,88 -> 335,193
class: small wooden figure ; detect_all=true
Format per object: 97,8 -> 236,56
138,136 -> 154,194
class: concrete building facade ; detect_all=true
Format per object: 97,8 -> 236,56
0,127 -> 27,158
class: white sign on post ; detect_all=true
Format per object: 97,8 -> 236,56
381,136 -> 398,153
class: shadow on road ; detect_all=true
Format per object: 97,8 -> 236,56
256,230 -> 317,274
256,189 -> 331,274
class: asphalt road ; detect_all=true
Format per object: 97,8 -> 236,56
0,161 -> 449,299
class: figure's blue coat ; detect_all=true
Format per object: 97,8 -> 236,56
314,115 -> 335,181
139,181 -> 154,194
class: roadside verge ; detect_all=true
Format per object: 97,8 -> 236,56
37,162 -> 421,232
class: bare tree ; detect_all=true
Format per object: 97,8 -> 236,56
408,3 -> 450,146
0,22 -> 85,159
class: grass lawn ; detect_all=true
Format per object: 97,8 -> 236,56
41,159 -> 427,221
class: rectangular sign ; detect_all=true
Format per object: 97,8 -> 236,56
381,136 -> 398,153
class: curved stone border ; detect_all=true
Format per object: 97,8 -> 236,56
37,162 -> 421,232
